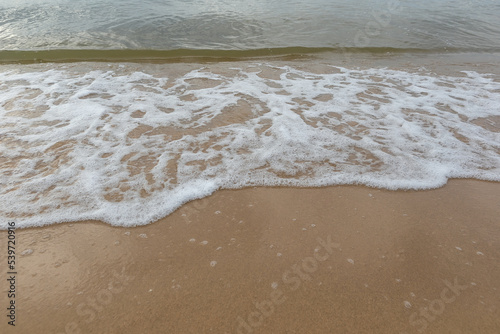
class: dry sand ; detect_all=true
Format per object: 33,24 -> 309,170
1,179 -> 499,333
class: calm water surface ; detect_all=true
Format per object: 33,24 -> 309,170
1,0 -> 500,52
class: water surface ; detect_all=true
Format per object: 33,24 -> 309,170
1,0 -> 500,55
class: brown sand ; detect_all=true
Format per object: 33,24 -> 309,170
1,179 -> 500,334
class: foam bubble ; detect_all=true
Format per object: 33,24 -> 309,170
1,64 -> 499,228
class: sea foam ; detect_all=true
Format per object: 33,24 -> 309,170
1,64 -> 499,228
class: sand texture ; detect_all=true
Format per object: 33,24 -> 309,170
1,180 -> 499,333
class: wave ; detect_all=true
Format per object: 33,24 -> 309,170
3,47 -> 500,64
1,62 -> 499,228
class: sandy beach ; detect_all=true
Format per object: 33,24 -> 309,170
2,0 -> 500,332
1,179 -> 499,333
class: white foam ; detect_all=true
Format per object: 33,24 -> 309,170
1,64 -> 500,228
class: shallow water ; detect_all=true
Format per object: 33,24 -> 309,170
1,0 -> 500,54
1,1 -> 500,228
1,58 -> 499,228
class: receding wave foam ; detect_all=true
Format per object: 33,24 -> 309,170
1,64 -> 499,228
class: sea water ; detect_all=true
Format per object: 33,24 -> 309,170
1,0 -> 500,228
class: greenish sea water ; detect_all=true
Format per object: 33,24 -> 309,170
1,0 -> 500,61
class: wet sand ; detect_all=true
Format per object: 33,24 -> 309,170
1,179 -> 499,333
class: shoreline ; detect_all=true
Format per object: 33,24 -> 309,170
2,179 -> 499,333
2,50 -> 500,71
2,55 -> 500,229
2,48 -> 500,65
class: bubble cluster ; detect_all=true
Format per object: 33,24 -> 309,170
1,64 -> 499,228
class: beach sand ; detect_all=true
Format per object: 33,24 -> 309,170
2,179 -> 499,333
